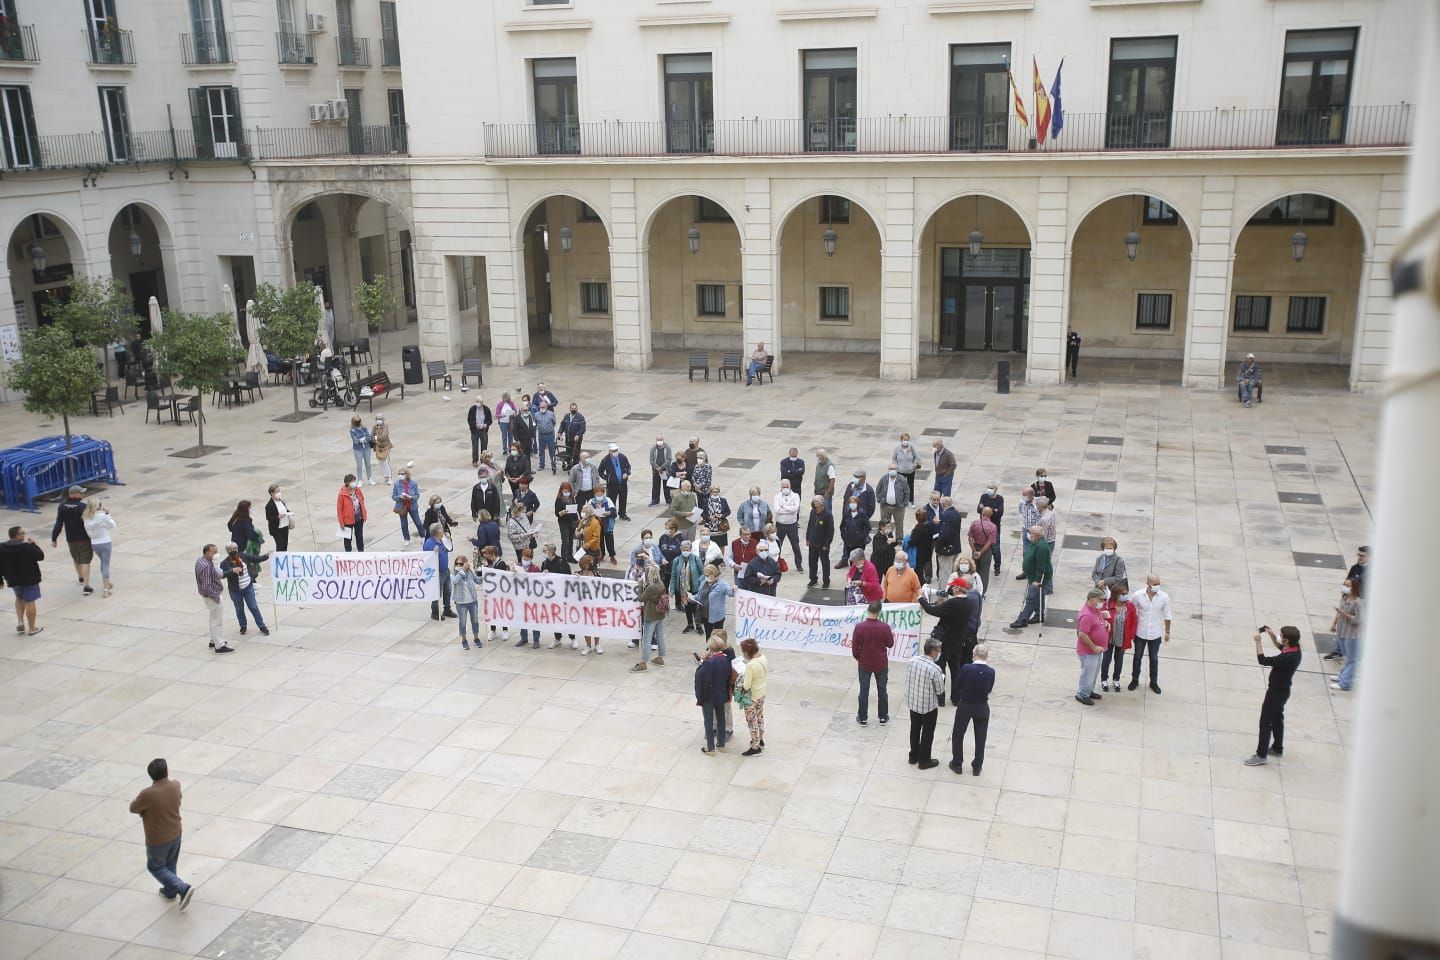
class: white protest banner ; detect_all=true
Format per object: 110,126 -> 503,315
480,567 -> 641,640
733,589 -> 922,663
272,551 -> 440,604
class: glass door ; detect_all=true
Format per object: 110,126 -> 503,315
189,0 -> 228,63
1107,36 -> 1176,148
803,49 -> 857,151
533,58 -> 579,155
664,54 -> 713,154
949,44 -> 1009,151
962,285 -> 989,350
344,88 -> 364,153
1276,29 -> 1356,145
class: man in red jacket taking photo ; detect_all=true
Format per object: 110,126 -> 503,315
852,601 -> 894,726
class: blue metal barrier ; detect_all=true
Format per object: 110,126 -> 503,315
0,436 -> 121,512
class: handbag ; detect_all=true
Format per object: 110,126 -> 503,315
714,517 -> 731,535
733,684 -> 753,708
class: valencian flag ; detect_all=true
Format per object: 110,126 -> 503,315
1049,58 -> 1065,141
1008,65 -> 1029,130
1032,56 -> 1052,144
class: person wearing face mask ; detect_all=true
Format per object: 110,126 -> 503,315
907,508 -> 934,584
424,524 -> 457,622
453,555 -> 481,649
884,552 -> 921,603
871,520 -> 898,577
742,541 -> 781,596
780,447 -> 806,495
669,538 -> 704,633
649,436 -> 673,507
513,478 -> 540,520
534,400 -> 558,474
370,415 -> 392,485
738,486 -> 772,535
695,528 -> 725,568
691,451 -> 713,500
703,484 -> 731,538
1330,579 -> 1362,692
505,500 -> 542,563
876,463 -> 911,537
682,436 -> 705,474
1033,469 -> 1056,506
590,482 -> 618,565
846,548 -> 883,605
599,444 -> 633,521
892,434 -> 921,497
632,556 -> 668,672
966,507 -> 998,594
470,468 -> 502,522
839,497 -> 870,571
804,497 -> 834,588
667,479 -> 698,540
695,563 -> 733,638
727,527 -> 759,584
423,495 -> 456,537
221,542 -> 270,637
666,450 -> 689,500
1075,588 -> 1110,705
1014,487 -> 1039,580
503,441 -> 531,502
348,416 -> 373,485
560,402 -> 587,469
920,576 -> 977,701
1100,580 -> 1137,692
772,480 -> 803,574
1007,525 -> 1053,630
658,519 -> 683,581
932,439 -> 957,497
466,396 -> 493,467
1128,574 -> 1172,694
1092,538 -> 1126,591
337,473 -> 367,552
813,448 -> 837,515
265,483 -> 295,553
538,544 -> 577,650
569,451 -> 597,505
495,393 -> 518,453
552,483 -> 579,559
978,482 -> 1005,575
392,468 -> 424,546
629,529 -> 664,570
852,601 -> 894,726
933,496 -> 964,587
470,509 -> 501,563
842,470 -> 876,525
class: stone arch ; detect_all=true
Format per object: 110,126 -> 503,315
4,210 -> 89,333
637,189 -> 745,253
771,189 -> 884,247
1231,189 -> 1373,252
510,189 -> 612,249
641,192 -> 746,351
914,191 -> 1036,249
1067,189 -> 1197,251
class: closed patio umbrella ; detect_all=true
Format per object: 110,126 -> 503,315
245,299 -> 265,371
148,296 -> 163,336
314,285 -> 332,352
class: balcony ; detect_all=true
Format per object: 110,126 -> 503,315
276,30 -> 315,65
181,29 -> 233,66
380,31 -> 400,68
249,124 -> 409,160
0,23 -> 38,64
84,27 -> 135,66
337,34 -> 371,68
482,105 -> 1414,159
0,128 -> 232,173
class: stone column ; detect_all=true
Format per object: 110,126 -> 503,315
488,243 -> 531,367
1182,175 -> 1237,388
881,177 -> 918,380
323,225 -> 355,341
1027,179 -> 1067,385
0,269 -> 15,402
742,178 -> 777,368
1350,173 -> 1405,390
609,178 -> 652,371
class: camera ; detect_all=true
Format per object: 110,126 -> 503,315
1257,625 -> 1268,633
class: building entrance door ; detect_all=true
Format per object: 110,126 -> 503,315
938,247 -> 1027,351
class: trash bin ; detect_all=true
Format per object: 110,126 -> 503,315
402,345 -> 423,385
996,359 -> 1010,394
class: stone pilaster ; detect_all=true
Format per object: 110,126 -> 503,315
1182,175 -> 1236,388
881,177 -> 917,380
1028,179 -> 1067,385
609,178 -> 652,370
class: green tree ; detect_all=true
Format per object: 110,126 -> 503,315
252,282 -> 321,417
354,274 -> 397,363
7,325 -> 106,459
151,311 -> 243,452
43,275 -> 138,347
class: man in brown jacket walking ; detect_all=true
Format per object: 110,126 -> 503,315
130,758 -> 194,910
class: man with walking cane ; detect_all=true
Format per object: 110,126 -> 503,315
1007,525 -> 1052,630
1245,625 -> 1302,766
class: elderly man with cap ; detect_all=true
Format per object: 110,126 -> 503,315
1238,352 -> 1262,406
919,574 -> 978,705
599,443 -> 632,521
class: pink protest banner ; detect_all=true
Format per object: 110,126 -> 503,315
733,589 -> 922,662
479,566 -> 642,640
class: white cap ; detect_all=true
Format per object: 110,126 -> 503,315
608,443 -> 618,451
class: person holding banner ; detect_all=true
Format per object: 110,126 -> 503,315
477,545 -> 510,644
512,549 -> 542,648
539,545 -> 578,651
695,563 -> 732,638
631,556 -> 667,672
575,555 -> 604,655
742,542 -> 782,597
695,637 -> 732,753
424,524 -> 456,622
336,474 -> 367,553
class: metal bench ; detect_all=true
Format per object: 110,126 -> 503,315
353,371 -> 404,411
461,358 -> 484,388
718,351 -> 743,382
426,360 -> 453,391
687,352 -> 710,382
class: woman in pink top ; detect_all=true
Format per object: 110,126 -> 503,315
846,548 -> 883,604
1075,587 -> 1110,705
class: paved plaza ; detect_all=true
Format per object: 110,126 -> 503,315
0,337 -> 1371,960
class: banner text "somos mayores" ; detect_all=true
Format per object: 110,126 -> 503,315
272,552 -> 437,603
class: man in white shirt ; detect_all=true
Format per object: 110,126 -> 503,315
773,480 -> 802,574
1128,574 -> 1173,694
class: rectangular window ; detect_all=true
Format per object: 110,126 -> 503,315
577,201 -> 601,223
1248,194 -> 1335,226
819,285 -> 850,322
188,0 -> 230,64
803,48 -> 857,152
205,86 -> 242,157
533,57 -> 579,155
0,85 -> 39,169
387,88 -> 406,151
98,86 -> 131,162
1286,296 -> 1326,333
1233,295 -> 1271,332
819,195 -> 850,224
1277,28 -> 1357,145
696,283 -> 726,317
1107,36 -> 1177,148
949,43 -> 1009,151
695,197 -> 730,223
380,1 -> 400,67
457,256 -> 475,310
580,281 -> 609,315
1135,292 -> 1173,330
664,53 -> 713,154
1143,197 -> 1178,224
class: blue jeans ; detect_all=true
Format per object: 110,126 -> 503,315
701,702 -> 727,750
933,475 -> 953,497
457,601 -> 479,638
1077,652 -> 1102,698
537,433 -> 557,470
1015,583 -> 1050,624
146,835 -> 189,899
746,359 -> 764,383
1337,634 -> 1360,689
398,504 -> 423,541
641,619 -> 666,662
858,667 -> 889,722
499,422 -> 512,452
1240,378 -> 1258,403
230,584 -> 266,630
352,446 -> 372,480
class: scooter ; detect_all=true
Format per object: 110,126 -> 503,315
309,355 -> 357,409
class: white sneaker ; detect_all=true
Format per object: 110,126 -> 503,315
594,645 -> 604,655
570,638 -> 578,650
580,647 -> 590,655
549,639 -> 561,649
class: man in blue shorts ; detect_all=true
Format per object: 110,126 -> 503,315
0,525 -> 45,636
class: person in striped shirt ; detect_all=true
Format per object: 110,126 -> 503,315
906,638 -> 946,770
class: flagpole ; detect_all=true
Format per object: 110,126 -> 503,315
1331,5 -> 1439,955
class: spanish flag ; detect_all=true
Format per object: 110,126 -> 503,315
1033,56 -> 1052,144
1008,67 -> 1029,130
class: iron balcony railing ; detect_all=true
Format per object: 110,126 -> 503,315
248,124 -> 409,159
276,30 -> 315,65
0,23 -> 38,62
484,104 -> 1414,159
337,34 -> 371,68
380,29 -> 400,67
180,29 -> 233,65
84,27 -> 135,65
